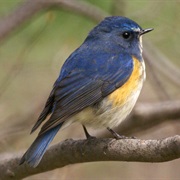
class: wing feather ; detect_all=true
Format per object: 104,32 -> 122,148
39,78 -> 103,134
33,52 -> 134,135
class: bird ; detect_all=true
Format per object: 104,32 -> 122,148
20,16 -> 153,167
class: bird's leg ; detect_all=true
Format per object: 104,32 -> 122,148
82,125 -> 96,139
107,127 -> 136,139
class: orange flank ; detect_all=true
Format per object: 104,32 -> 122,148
108,57 -> 142,106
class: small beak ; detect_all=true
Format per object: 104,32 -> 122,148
140,28 -> 154,36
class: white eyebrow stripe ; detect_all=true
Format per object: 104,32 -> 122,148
131,27 -> 141,32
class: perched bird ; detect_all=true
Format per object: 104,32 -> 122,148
20,16 -> 153,167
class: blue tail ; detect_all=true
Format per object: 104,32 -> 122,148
20,124 -> 62,167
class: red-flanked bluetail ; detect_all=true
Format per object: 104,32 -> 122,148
20,16 -> 153,167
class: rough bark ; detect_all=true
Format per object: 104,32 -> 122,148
0,135 -> 180,180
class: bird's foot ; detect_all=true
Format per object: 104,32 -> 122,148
107,127 -> 136,140
83,125 -> 96,139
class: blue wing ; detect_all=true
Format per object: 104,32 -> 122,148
37,50 -> 133,135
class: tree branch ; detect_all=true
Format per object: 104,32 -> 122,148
0,0 -> 108,43
0,135 -> 180,180
51,0 -> 109,22
144,41 -> 180,87
0,0 -> 44,42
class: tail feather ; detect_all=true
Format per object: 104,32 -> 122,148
20,124 -> 62,167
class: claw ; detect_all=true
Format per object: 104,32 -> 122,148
107,127 -> 136,140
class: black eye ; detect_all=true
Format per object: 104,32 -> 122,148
122,31 -> 132,39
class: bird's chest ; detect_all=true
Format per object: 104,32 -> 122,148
108,57 -> 145,107
96,57 -> 145,128
74,57 -> 145,129
79,57 -> 145,128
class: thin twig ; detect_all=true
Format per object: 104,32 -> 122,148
0,0 -> 108,43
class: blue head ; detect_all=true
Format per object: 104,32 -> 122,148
86,16 -> 153,60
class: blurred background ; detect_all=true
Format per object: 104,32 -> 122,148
0,0 -> 180,179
